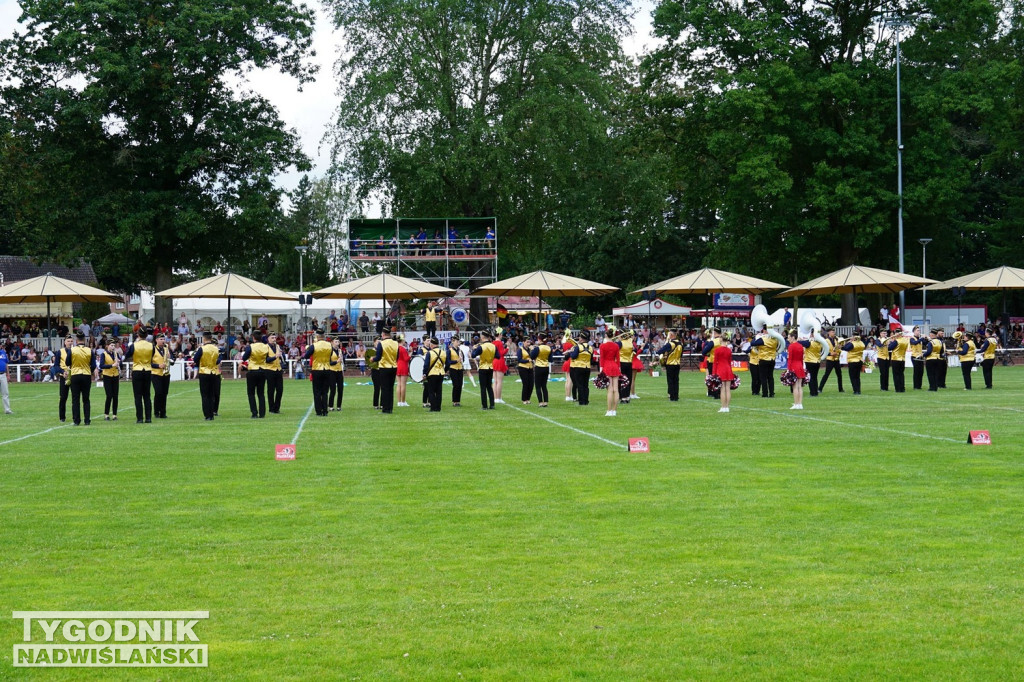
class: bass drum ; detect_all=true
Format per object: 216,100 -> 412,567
409,356 -> 426,383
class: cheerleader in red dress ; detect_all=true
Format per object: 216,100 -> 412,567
786,330 -> 806,410
599,330 -> 622,416
492,333 -> 508,404
562,336 -> 575,401
630,339 -> 644,400
711,342 -> 735,412
396,339 -> 411,407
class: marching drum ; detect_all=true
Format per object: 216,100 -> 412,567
409,356 -> 426,383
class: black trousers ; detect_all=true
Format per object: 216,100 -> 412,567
311,370 -> 331,416
847,361 -> 863,394
925,360 -> 941,392
449,368 -> 464,404
103,375 -> 119,415
371,368 -> 381,407
533,367 -> 549,403
422,378 -> 429,406
877,358 -> 890,391
570,366 -> 591,405
818,359 -> 843,393
70,374 -> 91,425
213,374 -> 221,414
427,374 -> 443,411
665,364 -> 680,401
132,370 -> 152,421
247,368 -> 268,417
620,362 -> 633,401
379,367 -> 397,413
153,374 -> 170,417
892,360 -> 906,392
912,358 -> 924,389
806,362 -> 821,396
58,377 -> 70,421
328,371 -> 344,409
199,374 -> 217,419
749,361 -> 761,396
425,321 -> 436,337
759,359 -> 775,397
938,358 -> 948,388
961,360 -> 974,389
981,358 -> 994,388
520,366 -> 534,402
479,368 -> 494,408
267,370 -> 283,412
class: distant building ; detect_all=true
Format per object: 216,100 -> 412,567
0,255 -> 97,286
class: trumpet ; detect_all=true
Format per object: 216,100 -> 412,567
562,327 -> 573,343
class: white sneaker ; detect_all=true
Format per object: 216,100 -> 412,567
605,410 -> 616,417
630,394 -> 639,400
566,397 -> 574,401
795,404 -> 804,410
718,407 -> 729,413
790,404 -> 800,409
495,399 -> 505,404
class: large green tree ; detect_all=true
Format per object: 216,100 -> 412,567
0,0 -> 317,319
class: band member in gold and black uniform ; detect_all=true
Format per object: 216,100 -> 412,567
242,334 -> 275,418
56,335 -> 73,422
841,333 -> 866,395
887,328 -> 910,393
328,337 -> 344,411
750,327 -> 782,398
472,330 -> 496,409
425,337 -> 446,412
266,334 -> 285,413
98,339 -> 122,420
874,329 -> 890,391
517,337 -> 534,405
935,328 -> 948,389
530,333 -> 552,407
747,333 -> 761,396
194,331 -> 222,420
68,331 -> 97,426
656,330 -> 683,401
126,327 -> 155,423
445,336 -> 464,407
567,330 -> 593,406
953,331 -> 976,389
804,330 -> 826,397
304,331 -> 334,417
151,334 -> 174,419
978,328 -> 998,389
817,328 -> 843,394
921,329 -> 943,392
908,326 -> 925,389
372,328 -> 400,413
618,330 -> 635,404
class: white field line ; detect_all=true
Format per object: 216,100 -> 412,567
0,425 -> 70,447
291,405 -> 315,445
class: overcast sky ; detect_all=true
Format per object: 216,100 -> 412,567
0,0 -> 659,195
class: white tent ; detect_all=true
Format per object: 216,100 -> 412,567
612,298 -> 691,317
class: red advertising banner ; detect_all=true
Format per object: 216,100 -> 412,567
275,444 -> 297,460
628,438 -> 650,453
967,430 -> 991,445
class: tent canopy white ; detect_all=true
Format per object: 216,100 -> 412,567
138,291 -> 387,327
612,298 -> 691,317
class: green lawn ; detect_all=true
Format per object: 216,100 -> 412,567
2,367 -> 1024,680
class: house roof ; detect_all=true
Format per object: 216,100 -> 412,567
0,256 -> 97,286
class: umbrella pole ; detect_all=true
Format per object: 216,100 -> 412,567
46,298 -> 52,351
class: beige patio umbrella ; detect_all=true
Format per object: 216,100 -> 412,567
922,265 -> 1024,324
778,265 -> 938,296
0,273 -> 120,349
313,273 -> 455,330
631,267 -> 787,327
155,273 -> 295,336
471,270 -> 618,329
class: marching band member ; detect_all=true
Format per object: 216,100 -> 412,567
887,328 -> 910,393
656,330 -> 683,401
424,301 -> 437,337
56,335 -> 73,422
369,336 -> 382,410
68,331 -> 97,426
492,330 -> 508,404
874,329 -> 890,391
909,326 -> 925,389
711,337 -> 735,413
530,334 -> 552,407
266,334 -> 285,414
841,333 -> 865,395
599,328 -> 622,416
445,336 -> 465,407
194,331 -> 221,420
472,329 -> 496,409
747,332 -> 761,397
125,327 -> 155,423
152,334 -> 174,418
98,340 -> 123,420
242,334 -> 275,418
786,329 -> 806,410
425,337 -> 445,412
568,329 -> 593,406
817,328 -> 843,394
935,328 -> 948,388
804,328 -> 826,397
702,328 -> 722,399
618,328 -> 635,404
630,338 -> 644,400
328,336 -> 344,411
304,330 -> 334,417
517,337 -> 535,405
979,328 -> 997,388
372,328 -> 400,413
921,329 -> 942,392
953,331 -> 976,389
749,326 -> 782,398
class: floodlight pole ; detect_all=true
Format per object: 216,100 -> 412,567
888,17 -> 908,324
296,245 -> 308,332
919,238 -> 932,332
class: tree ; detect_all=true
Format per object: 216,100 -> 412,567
0,0 -> 317,320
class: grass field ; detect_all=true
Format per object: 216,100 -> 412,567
2,366 -> 1024,680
